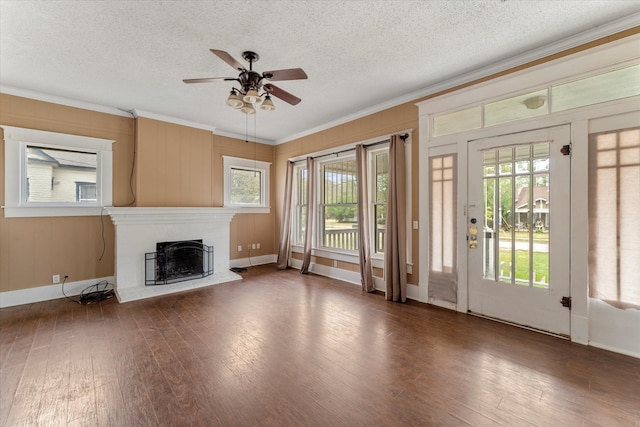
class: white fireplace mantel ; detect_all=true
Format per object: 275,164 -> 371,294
105,207 -> 241,302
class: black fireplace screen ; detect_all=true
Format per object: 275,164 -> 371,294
145,239 -> 213,285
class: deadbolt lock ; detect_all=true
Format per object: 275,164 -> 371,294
469,225 -> 478,249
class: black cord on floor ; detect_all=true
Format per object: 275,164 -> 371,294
62,276 -> 115,304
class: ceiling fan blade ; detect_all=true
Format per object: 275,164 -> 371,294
183,77 -> 236,84
210,49 -> 245,71
263,68 -> 308,81
264,83 -> 301,105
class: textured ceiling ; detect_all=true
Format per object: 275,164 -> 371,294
1,1 -> 639,144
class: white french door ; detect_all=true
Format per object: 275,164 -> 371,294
467,126 -> 571,335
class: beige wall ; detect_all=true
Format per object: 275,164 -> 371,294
126,118 -> 277,261
0,94 -> 133,292
0,98 -> 276,293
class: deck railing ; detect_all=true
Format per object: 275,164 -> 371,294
323,227 -> 386,252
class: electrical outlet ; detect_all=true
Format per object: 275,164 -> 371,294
52,274 -> 60,284
251,243 -> 256,250
256,243 -> 260,249
333,260 -> 338,268
237,245 -> 242,252
413,220 -> 419,229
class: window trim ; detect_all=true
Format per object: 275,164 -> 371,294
222,155 -> 270,214
2,126 -> 114,218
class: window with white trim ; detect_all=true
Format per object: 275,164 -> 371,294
320,157 -> 358,251
291,135 -> 412,266
294,165 -> 308,244
2,126 -> 114,218
372,149 -> 389,254
222,156 -> 270,213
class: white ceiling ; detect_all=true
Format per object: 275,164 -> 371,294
1,1 -> 639,144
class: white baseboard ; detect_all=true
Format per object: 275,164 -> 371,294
289,258 -> 361,286
0,276 -> 115,308
230,254 -> 277,268
571,313 -> 589,345
588,341 -> 640,359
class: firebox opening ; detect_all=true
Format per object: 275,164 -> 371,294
145,239 -> 214,285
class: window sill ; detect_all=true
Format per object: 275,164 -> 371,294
224,206 -> 270,214
291,245 -> 413,273
2,205 -> 107,218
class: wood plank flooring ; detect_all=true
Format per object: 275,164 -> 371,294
1,264 -> 639,426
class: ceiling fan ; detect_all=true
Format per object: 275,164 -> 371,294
183,49 -> 308,114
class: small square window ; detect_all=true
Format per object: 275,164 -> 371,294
223,156 -> 270,213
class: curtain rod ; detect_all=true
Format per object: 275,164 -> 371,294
307,133 -> 409,162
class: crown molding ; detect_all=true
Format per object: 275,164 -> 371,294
0,85 -> 132,117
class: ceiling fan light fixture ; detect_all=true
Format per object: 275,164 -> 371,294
260,95 -> 276,111
243,89 -> 261,104
241,101 -> 256,115
226,90 -> 244,109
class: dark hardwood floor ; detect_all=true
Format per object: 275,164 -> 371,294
1,264 -> 639,426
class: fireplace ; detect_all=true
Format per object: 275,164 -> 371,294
146,239 -> 214,285
105,207 -> 240,302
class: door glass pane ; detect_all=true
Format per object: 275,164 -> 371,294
482,177 -> 496,280
514,175 -> 531,286
498,176 -> 513,283
482,142 -> 550,287
533,173 -> 550,288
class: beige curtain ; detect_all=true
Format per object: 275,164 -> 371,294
276,161 -> 294,270
588,127 -> 640,309
384,135 -> 407,302
428,155 -> 458,303
356,145 -> 375,292
301,157 -> 315,274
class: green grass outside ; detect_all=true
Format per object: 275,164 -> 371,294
498,249 -> 549,287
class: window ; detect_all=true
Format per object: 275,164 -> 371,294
290,134 -> 412,265
223,156 -> 270,213
588,125 -> 640,309
428,154 -> 457,303
430,155 -> 457,274
294,165 -> 308,244
76,182 -> 97,202
430,63 -> 640,138
2,126 -> 113,218
372,150 -> 388,254
321,157 -> 358,251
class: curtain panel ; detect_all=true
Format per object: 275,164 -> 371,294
276,161 -> 294,270
384,135 -> 407,302
301,157 -> 315,274
356,144 -> 375,292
